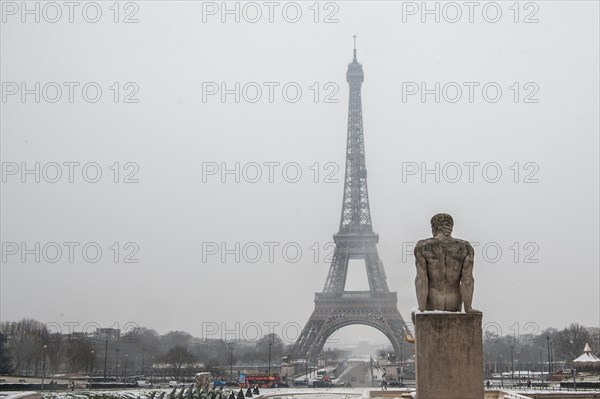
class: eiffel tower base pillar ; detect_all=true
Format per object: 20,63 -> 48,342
415,312 -> 484,399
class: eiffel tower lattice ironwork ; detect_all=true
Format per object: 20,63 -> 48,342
292,40 -> 412,361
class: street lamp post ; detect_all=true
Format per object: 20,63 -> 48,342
549,342 -> 553,373
141,349 -> 145,377
305,360 -> 308,380
124,354 -> 128,387
499,355 -> 504,388
539,347 -> 543,376
267,341 -> 272,375
573,366 -> 577,391
90,350 -> 95,389
151,356 -> 154,383
104,339 -> 108,382
516,352 -> 520,386
510,346 -> 515,385
228,343 -> 235,381
546,336 -> 552,374
400,340 -> 404,385
115,348 -> 120,382
41,344 -> 47,391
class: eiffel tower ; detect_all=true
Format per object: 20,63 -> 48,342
292,39 -> 412,361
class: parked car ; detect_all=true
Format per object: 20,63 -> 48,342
311,380 -> 333,388
293,377 -> 308,386
330,379 -> 345,387
169,381 -> 184,388
137,380 -> 153,388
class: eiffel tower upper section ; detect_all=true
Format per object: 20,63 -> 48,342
320,40 -> 390,294
339,41 -> 373,235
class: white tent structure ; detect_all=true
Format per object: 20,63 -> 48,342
573,343 -> 600,366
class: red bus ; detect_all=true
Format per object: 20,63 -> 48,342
241,374 -> 280,388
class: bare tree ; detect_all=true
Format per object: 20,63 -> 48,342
0,331 -> 13,374
162,345 -> 196,378
553,323 -> 591,362
3,319 -> 47,375
162,331 -> 194,350
65,335 -> 94,373
588,327 -> 600,357
46,333 -> 64,374
256,334 -> 283,365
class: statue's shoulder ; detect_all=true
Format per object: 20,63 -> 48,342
453,238 -> 474,250
415,238 -> 436,249
452,237 -> 469,244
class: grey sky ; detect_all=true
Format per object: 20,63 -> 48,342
1,1 -> 599,347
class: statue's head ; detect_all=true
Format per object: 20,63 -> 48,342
431,213 -> 454,237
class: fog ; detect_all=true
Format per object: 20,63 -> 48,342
1,1 -> 599,348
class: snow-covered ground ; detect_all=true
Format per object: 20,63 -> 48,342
0,392 -> 41,399
23,388 -> 374,399
40,390 -> 159,399
200,387 -> 411,399
53,388 -> 366,399
249,387 -> 366,397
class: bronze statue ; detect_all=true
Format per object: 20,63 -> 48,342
414,213 -> 480,313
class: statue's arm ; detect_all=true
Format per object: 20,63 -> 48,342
414,243 -> 428,311
460,243 -> 480,313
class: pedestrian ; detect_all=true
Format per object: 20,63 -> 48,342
381,379 -> 387,390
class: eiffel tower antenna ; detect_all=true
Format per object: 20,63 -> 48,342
292,44 -> 412,362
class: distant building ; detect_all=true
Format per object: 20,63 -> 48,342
95,328 -> 121,342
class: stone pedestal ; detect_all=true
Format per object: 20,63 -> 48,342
415,312 -> 483,399
382,362 -> 398,381
280,365 -> 295,382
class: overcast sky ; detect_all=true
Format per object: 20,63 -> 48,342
1,1 -> 599,348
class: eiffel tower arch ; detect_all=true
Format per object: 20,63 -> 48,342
292,39 -> 412,362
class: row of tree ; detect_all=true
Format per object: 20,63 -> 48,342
1,319 -> 597,377
0,318 -> 291,379
481,323 -> 599,368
